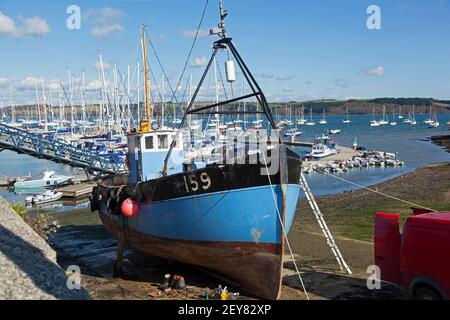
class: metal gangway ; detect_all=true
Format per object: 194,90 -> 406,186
299,173 -> 352,274
0,123 -> 127,174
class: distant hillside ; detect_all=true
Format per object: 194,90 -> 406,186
4,98 -> 450,117
271,98 -> 450,115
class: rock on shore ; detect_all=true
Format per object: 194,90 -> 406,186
0,196 -> 91,300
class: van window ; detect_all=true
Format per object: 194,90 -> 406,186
158,135 -> 169,149
145,136 -> 154,150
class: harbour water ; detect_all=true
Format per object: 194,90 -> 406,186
0,113 -> 449,209
291,113 -> 450,196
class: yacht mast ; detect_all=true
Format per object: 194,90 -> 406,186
140,25 -> 151,131
41,77 -> 48,131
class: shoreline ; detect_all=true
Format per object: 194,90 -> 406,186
430,134 -> 450,153
3,161 -> 449,300
293,162 -> 450,242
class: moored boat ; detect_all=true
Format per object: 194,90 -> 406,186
90,7 -> 302,300
25,190 -> 63,205
14,170 -> 73,188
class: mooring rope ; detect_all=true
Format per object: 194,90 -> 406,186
312,168 -> 437,212
261,152 -> 310,300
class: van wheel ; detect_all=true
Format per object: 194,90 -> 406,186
413,286 -> 442,300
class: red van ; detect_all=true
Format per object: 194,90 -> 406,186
374,210 -> 450,300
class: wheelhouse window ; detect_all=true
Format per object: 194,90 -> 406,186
145,136 -> 154,150
158,135 -> 169,149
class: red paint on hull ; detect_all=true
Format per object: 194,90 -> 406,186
100,213 -> 283,299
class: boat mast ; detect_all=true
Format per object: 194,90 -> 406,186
140,25 -> 151,131
41,77 -> 48,131
161,74 -> 165,128
34,80 -> 41,129
137,61 -> 141,126
127,65 -> 131,131
9,80 -> 15,125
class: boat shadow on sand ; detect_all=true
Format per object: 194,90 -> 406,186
48,224 -> 256,299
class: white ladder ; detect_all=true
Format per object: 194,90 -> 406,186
299,173 -> 352,274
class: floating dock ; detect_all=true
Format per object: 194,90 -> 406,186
56,183 -> 94,198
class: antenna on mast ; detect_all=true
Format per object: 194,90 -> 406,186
211,0 -> 228,38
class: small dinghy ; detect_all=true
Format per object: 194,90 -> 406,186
25,190 -> 63,205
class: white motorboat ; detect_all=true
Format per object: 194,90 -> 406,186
306,135 -> 338,159
329,129 -> 341,134
284,129 -> 303,137
25,190 -> 63,205
15,170 -> 73,188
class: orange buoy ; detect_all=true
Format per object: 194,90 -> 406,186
121,198 -> 140,217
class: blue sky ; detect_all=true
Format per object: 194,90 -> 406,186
1,0 -> 450,105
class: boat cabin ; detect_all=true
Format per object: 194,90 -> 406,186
128,130 -> 185,184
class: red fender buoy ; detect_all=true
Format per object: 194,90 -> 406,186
121,198 -> 140,217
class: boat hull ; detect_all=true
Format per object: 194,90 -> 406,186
93,148 -> 302,299
100,212 -> 284,299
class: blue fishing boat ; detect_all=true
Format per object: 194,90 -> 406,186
90,3 -> 302,299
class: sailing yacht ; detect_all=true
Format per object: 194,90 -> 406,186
410,105 -> 417,125
423,105 -> 434,124
319,110 -> 327,124
369,106 -> 380,127
428,113 -> 440,128
297,106 -> 307,125
404,112 -> 412,124
398,106 -> 404,119
390,110 -> 397,126
342,107 -> 351,124
305,108 -> 316,126
378,105 -> 389,125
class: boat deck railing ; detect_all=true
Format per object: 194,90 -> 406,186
0,123 -> 127,174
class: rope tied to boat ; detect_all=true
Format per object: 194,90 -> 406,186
312,168 -> 437,212
261,152 -> 310,300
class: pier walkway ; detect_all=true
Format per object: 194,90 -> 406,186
0,123 -> 126,174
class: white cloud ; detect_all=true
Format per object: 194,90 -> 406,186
0,12 -> 50,38
191,57 -> 208,68
18,76 -> 40,90
256,73 -> 275,79
362,66 -> 385,77
94,61 -> 111,71
180,29 -> 210,38
0,78 -> 9,88
48,80 -> 60,90
90,23 -> 124,38
276,75 -> 296,82
333,78 -> 353,88
0,12 -> 16,35
84,7 -> 126,39
85,79 -> 103,91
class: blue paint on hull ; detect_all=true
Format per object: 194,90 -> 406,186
104,184 -> 300,244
